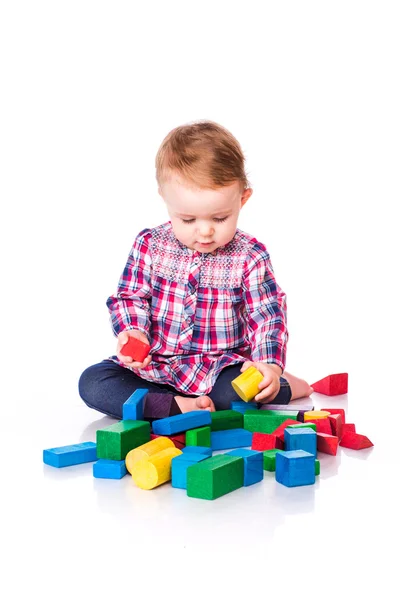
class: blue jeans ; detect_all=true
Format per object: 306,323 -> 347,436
78,358 -> 292,420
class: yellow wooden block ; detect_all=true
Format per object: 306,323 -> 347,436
304,410 -> 331,421
125,437 -> 175,474
131,447 -> 183,490
231,366 -> 264,402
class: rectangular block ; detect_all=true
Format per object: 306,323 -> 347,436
122,388 -> 148,420
260,404 -> 313,412
152,411 -> 212,436
186,426 -> 211,447
211,410 -> 243,431
287,423 -> 317,432
43,442 -> 97,468
171,453 -> 209,489
262,449 -> 283,471
252,432 -> 283,451
93,459 -> 127,479
211,428 -> 252,450
284,428 -> 317,457
275,450 -> 316,487
96,420 -> 150,460
315,459 -> 320,476
182,446 -> 212,457
187,455 -> 244,500
226,449 -> 263,486
231,400 -> 259,414
244,411 -> 297,434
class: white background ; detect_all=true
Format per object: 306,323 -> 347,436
1,2 -> 399,598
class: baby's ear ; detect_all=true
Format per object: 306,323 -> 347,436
241,187 -> 253,207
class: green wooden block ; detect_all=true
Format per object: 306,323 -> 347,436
186,455 -> 244,500
210,410 -> 243,431
244,411 -> 291,433
96,420 -> 150,460
315,459 -> 320,476
263,449 -> 284,471
287,423 -> 317,432
186,426 -> 211,447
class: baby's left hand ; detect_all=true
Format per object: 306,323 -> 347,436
240,361 -> 281,403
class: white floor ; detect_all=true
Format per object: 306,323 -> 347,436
2,356 -> 398,599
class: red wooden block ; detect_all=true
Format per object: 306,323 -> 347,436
339,431 -> 373,450
120,336 -> 151,362
321,408 -> 346,423
342,423 -> 356,435
150,433 -> 186,449
272,419 -> 302,443
305,418 -> 332,435
328,413 -> 344,440
311,373 -> 348,396
252,432 -> 284,451
316,433 -> 339,455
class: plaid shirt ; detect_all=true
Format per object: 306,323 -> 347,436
106,221 -> 288,395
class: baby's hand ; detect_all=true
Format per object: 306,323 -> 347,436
117,330 -> 152,370
240,361 -> 281,403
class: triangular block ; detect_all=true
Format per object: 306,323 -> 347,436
339,431 -> 373,450
316,433 -> 339,455
311,373 -> 348,395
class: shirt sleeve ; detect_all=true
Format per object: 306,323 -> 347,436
106,228 -> 152,338
242,240 -> 288,370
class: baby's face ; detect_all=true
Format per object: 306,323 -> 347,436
160,175 -> 252,253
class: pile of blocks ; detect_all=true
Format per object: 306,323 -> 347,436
43,373 -> 373,501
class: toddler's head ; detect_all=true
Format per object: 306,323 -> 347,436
156,120 -> 253,253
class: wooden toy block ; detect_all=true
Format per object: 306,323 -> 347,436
259,404 -> 312,414
316,432 -> 339,455
251,432 -> 283,451
244,411 -> 298,434
272,419 -> 303,442
327,413 -> 344,439
284,428 -> 317,457
321,408 -> 346,423
211,428 -> 252,450
120,336 -> 150,362
182,446 -> 212,457
96,420 -> 150,461
131,447 -> 182,490
262,449 -> 283,471
297,410 -> 308,423
152,410 -> 211,436
187,455 -> 244,500
171,452 -> 210,489
311,373 -> 348,395
315,459 -> 320,476
231,400 -> 259,414
226,449 -> 263,486
231,366 -> 264,401
275,450 -> 316,487
342,423 -> 356,434
143,392 -> 176,419
304,410 -> 331,421
125,436 -> 175,474
339,431 -> 373,450
43,442 -> 97,468
185,426 -> 211,447
287,423 -> 317,432
150,433 -> 186,449
210,410 -> 243,431
122,388 -> 148,420
304,418 -> 332,435
93,459 -> 127,479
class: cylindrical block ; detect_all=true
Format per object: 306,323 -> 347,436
125,437 -> 175,474
304,410 -> 331,421
231,366 -> 264,402
131,447 -> 183,490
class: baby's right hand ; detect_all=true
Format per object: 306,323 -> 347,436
117,330 -> 152,370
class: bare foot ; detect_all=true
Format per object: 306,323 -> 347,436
282,371 -> 314,400
174,394 -> 216,413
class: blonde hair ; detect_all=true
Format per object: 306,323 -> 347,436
155,120 -> 251,191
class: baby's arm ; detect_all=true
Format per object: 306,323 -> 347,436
106,229 -> 153,368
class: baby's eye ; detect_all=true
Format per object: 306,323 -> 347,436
214,217 -> 228,223
182,218 -> 195,224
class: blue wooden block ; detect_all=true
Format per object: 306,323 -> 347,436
226,448 -> 263,486
275,450 -> 315,487
182,446 -> 212,457
43,442 -> 97,468
211,428 -> 252,450
93,459 -> 127,479
122,388 -> 148,420
231,400 -> 259,414
152,410 -> 212,435
171,453 -> 209,489
284,427 -> 317,457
